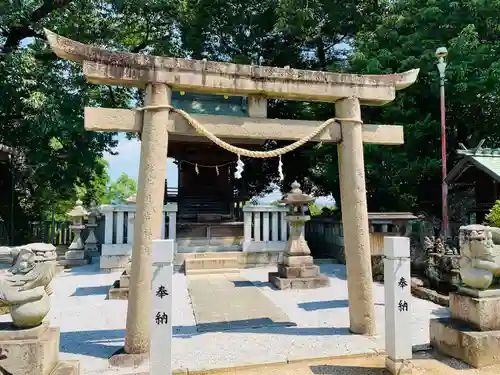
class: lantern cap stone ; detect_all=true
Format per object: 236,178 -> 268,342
126,194 -> 137,203
67,200 -> 89,217
279,181 -> 315,205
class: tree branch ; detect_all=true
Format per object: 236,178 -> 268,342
130,10 -> 151,53
1,0 -> 72,55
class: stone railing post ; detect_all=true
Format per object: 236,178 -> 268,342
384,236 -> 412,374
242,205 -> 288,252
150,239 -> 174,375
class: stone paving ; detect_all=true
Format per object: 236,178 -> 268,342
0,260 -> 450,375
188,274 -> 295,332
193,352 -> 500,375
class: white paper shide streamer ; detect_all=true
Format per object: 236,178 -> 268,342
235,155 -> 244,179
278,155 -> 284,181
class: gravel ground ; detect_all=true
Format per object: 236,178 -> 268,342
0,260 -> 448,375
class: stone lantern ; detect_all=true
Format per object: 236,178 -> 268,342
84,201 -> 100,253
268,181 -> 330,290
66,199 -> 89,262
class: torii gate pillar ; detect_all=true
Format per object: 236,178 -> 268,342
336,97 -> 375,334
125,84 -> 171,353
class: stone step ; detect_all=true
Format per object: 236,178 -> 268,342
177,237 -> 243,247
186,268 -> 240,275
186,251 -> 242,259
177,245 -> 242,253
184,257 -> 239,270
50,360 -> 80,375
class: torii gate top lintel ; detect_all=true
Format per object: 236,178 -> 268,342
44,29 -> 419,105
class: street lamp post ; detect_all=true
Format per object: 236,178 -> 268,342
436,46 -> 449,237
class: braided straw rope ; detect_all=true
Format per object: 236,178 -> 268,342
137,105 -> 362,158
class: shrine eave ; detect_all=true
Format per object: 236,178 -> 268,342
44,29 -> 419,105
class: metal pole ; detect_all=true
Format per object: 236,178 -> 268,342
51,200 -> 55,244
436,47 -> 449,238
440,74 -> 448,237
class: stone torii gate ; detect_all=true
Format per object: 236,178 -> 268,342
44,29 -> 419,354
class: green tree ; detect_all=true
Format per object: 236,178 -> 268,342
298,0 -> 500,220
0,0 -> 179,242
104,173 -> 137,204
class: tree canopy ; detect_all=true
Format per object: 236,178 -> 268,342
2,0 -> 500,241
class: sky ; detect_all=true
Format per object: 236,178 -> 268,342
104,134 -> 178,185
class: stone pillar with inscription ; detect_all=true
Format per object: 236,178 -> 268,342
268,181 -> 329,290
150,240 -> 174,375
384,237 -> 412,374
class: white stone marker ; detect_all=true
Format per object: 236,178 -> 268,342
150,239 -> 174,375
384,236 -> 412,374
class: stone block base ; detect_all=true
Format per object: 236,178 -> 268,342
58,258 -> 91,268
100,255 -> 130,271
109,348 -> 148,367
450,292 -> 500,331
385,356 -> 413,374
269,272 -> 330,290
120,273 -> 130,288
283,254 -> 313,267
430,317 -> 500,368
65,250 -> 86,260
51,361 -> 80,375
0,322 -> 78,375
277,264 -> 320,279
108,280 -> 129,300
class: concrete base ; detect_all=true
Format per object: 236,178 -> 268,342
430,317 -> 500,368
0,322 -> 79,375
385,356 -> 413,374
269,272 -> 330,290
450,292 -> 500,331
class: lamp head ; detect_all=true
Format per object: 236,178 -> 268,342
435,47 -> 448,58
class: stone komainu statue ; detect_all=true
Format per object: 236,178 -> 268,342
0,246 -> 56,328
459,224 -> 500,290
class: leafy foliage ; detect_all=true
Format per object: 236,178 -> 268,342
103,173 -> 137,204
485,201 -> 500,228
3,0 -> 500,243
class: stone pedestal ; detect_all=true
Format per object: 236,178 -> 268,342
84,223 -> 99,252
0,322 -> 79,375
430,290 -> 500,367
108,270 -> 130,300
269,254 -> 329,290
63,249 -> 91,267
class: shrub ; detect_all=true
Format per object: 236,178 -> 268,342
485,200 -> 500,227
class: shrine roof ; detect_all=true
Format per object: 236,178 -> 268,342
446,140 -> 500,184
44,29 -> 419,105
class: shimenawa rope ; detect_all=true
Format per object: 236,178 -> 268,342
136,105 -> 362,158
